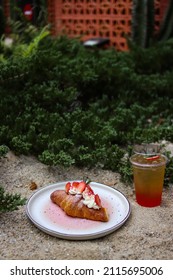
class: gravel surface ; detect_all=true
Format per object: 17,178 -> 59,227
0,150 -> 173,260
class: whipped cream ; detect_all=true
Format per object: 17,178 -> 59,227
69,187 -> 82,195
82,193 -> 100,209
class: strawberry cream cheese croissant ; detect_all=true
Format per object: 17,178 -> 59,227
50,181 -> 109,222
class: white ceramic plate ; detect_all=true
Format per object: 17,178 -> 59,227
26,181 -> 131,240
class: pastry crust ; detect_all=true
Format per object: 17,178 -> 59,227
50,190 -> 109,222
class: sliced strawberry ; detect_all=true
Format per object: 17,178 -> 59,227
146,155 -> 160,161
77,181 -> 86,192
72,181 -> 79,187
85,185 -> 94,195
65,182 -> 71,193
94,194 -> 102,207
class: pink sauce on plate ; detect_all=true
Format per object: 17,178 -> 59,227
43,196 -> 114,231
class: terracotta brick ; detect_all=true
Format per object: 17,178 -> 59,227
3,0 -> 170,50
47,0 -> 169,50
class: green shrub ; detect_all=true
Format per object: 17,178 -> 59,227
1,34 -> 173,186
0,186 -> 26,213
0,145 -> 9,157
0,146 -> 26,213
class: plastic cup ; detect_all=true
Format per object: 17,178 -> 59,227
133,143 -> 161,155
130,153 -> 167,207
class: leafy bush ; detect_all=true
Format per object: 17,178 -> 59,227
1,34 -> 173,186
0,146 -> 26,212
0,145 -> 9,157
0,186 -> 26,213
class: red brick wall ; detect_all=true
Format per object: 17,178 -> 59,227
3,0 -> 170,50
160,0 -> 169,17
3,0 -> 10,33
47,0 -> 170,51
155,0 -> 169,33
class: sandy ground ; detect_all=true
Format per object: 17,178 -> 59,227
0,150 -> 173,260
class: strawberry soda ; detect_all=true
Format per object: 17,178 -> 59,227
130,153 -> 167,207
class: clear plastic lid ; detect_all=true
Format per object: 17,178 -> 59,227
133,143 -> 161,156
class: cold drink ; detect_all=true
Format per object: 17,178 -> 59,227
130,154 -> 167,207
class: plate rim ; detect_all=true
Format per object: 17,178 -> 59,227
26,181 -> 131,240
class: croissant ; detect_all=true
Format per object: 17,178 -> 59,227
50,190 -> 109,222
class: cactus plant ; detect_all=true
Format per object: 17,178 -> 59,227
131,0 -> 154,48
157,0 -> 173,41
0,6 -> 5,36
131,0 -> 173,47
